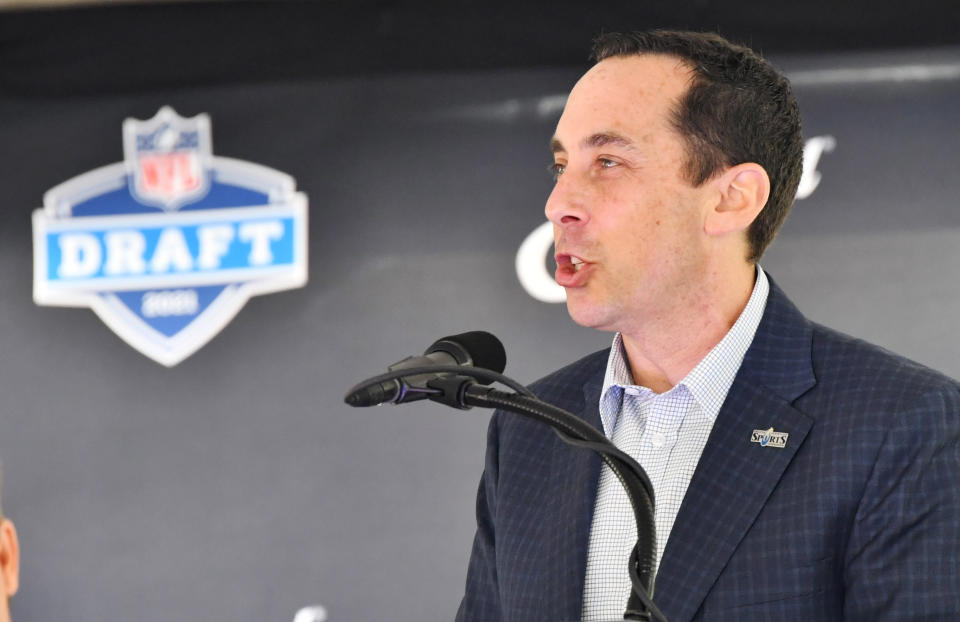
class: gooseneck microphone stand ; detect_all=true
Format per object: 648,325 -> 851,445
345,365 -> 669,622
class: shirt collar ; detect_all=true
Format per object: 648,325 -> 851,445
599,267 -> 770,436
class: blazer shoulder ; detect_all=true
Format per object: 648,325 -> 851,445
808,321 -> 960,403
528,347 -> 610,399
489,348 -> 609,439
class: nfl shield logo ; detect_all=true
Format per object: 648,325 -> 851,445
32,106 -> 308,366
124,107 -> 213,210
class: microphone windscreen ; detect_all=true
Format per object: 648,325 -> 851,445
430,331 -> 506,373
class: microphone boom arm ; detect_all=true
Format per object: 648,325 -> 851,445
346,365 -> 668,622
460,384 -> 666,622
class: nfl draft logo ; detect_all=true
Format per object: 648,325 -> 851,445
32,107 -> 308,366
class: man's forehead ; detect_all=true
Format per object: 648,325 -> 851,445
585,53 -> 694,84
570,54 -> 693,109
551,54 -> 692,150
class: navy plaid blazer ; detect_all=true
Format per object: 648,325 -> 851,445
456,280 -> 960,621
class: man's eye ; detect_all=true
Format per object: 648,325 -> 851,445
599,158 -> 618,169
549,162 -> 566,177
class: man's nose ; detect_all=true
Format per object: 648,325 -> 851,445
544,175 -> 589,227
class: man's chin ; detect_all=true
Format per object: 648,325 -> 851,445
565,298 -> 617,332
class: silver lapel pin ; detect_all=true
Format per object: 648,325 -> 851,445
751,427 -> 789,448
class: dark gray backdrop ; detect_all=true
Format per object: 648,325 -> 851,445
1,45 -> 959,621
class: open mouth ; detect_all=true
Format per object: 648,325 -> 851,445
554,253 -> 590,286
556,253 -> 586,271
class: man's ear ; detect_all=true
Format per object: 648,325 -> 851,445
0,519 -> 19,598
704,162 -> 770,238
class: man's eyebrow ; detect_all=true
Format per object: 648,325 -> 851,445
583,132 -> 635,150
550,132 -> 636,154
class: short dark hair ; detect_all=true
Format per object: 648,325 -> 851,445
591,30 -> 803,262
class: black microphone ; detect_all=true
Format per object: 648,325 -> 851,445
345,331 -> 506,407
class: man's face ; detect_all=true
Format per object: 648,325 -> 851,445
547,54 -> 718,333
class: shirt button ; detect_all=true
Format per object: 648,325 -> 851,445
648,432 -> 667,448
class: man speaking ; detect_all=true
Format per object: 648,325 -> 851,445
456,30 -> 960,621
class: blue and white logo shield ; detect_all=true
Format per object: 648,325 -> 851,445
32,107 -> 308,366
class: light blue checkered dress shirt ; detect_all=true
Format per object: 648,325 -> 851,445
581,268 -> 770,621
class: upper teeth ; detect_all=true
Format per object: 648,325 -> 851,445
570,256 -> 584,265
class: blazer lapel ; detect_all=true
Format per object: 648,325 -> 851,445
544,367 -> 605,620
653,280 -> 818,622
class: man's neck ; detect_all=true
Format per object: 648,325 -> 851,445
619,264 -> 757,393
